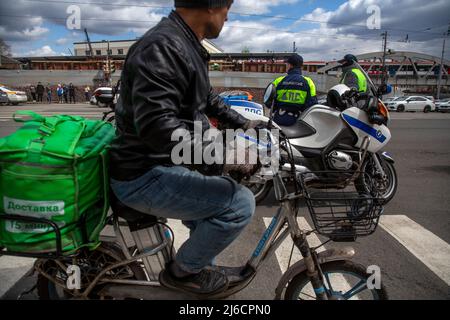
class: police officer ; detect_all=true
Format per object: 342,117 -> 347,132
272,54 -> 318,126
339,54 -> 367,94
339,54 -> 386,125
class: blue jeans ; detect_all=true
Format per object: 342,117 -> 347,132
110,165 -> 255,273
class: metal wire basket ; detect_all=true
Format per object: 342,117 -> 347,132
299,171 -> 384,242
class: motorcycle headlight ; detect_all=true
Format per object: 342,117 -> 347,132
378,101 -> 390,123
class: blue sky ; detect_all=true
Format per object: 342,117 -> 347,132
0,0 -> 449,60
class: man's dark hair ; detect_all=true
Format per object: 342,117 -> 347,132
175,0 -> 233,8
339,54 -> 358,67
286,54 -> 304,68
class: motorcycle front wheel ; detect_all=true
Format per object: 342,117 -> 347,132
284,260 -> 388,300
357,155 -> 397,204
244,180 -> 272,204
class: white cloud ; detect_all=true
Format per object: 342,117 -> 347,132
315,0 -> 449,42
0,25 -> 49,42
0,0 -> 169,40
56,38 -> 68,45
231,0 -> 300,14
24,45 -> 57,57
215,0 -> 450,60
1,0 -> 449,60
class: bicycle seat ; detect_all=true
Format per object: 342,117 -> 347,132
279,120 -> 316,139
109,190 -> 159,231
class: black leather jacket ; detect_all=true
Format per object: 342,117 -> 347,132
109,11 -> 248,181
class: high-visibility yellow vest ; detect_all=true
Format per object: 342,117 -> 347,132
342,68 -> 367,93
272,76 -> 316,105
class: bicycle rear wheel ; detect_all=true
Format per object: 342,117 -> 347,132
284,260 -> 388,300
37,242 -> 146,300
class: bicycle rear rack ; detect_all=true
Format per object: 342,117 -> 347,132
0,214 -> 63,259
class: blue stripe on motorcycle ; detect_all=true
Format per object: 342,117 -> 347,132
227,100 -> 263,110
237,133 -> 271,149
314,286 -> 326,295
342,114 -> 386,143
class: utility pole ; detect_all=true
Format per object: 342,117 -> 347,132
107,40 -> 111,86
84,28 -> 94,57
437,24 -> 450,100
381,31 -> 388,86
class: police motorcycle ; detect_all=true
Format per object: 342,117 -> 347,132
229,62 -> 397,205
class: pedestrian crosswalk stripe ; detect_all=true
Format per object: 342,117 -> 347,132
262,217 -> 322,274
379,215 -> 450,286
167,219 -> 190,251
0,256 -> 35,298
0,114 -> 104,119
1,215 -> 449,298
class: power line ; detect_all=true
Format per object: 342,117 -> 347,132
0,14 -> 162,24
229,12 -> 446,36
21,0 -> 170,10
0,13 -> 418,44
16,0 -> 448,36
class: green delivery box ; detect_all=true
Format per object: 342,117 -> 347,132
0,111 -> 116,255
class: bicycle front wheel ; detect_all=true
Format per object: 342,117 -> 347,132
284,260 -> 388,300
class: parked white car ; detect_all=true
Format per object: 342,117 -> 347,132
90,95 -> 97,105
0,90 -> 8,105
0,86 -> 28,105
435,99 -> 450,112
437,100 -> 450,113
386,96 -> 435,113
382,97 -> 396,104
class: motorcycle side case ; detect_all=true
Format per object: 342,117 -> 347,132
341,107 -> 391,153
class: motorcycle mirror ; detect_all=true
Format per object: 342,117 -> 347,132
386,84 -> 393,95
377,84 -> 392,96
263,83 -> 276,108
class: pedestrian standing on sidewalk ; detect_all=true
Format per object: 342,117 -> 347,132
36,82 -> 45,103
62,84 -> 68,103
46,84 -> 52,103
57,84 -> 63,103
69,83 -> 76,103
84,85 -> 91,103
29,84 -> 36,102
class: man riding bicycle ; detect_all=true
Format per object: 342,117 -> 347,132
109,0 -> 263,296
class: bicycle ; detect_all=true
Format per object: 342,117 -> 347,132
1,121 -> 387,300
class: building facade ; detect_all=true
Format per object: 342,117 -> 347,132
73,39 -> 223,57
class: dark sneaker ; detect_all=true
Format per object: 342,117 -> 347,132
159,266 -> 229,296
205,265 -> 249,285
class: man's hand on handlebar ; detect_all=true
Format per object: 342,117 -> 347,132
223,146 -> 260,180
243,120 -> 267,131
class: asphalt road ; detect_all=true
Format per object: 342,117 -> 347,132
1,103 -> 449,300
